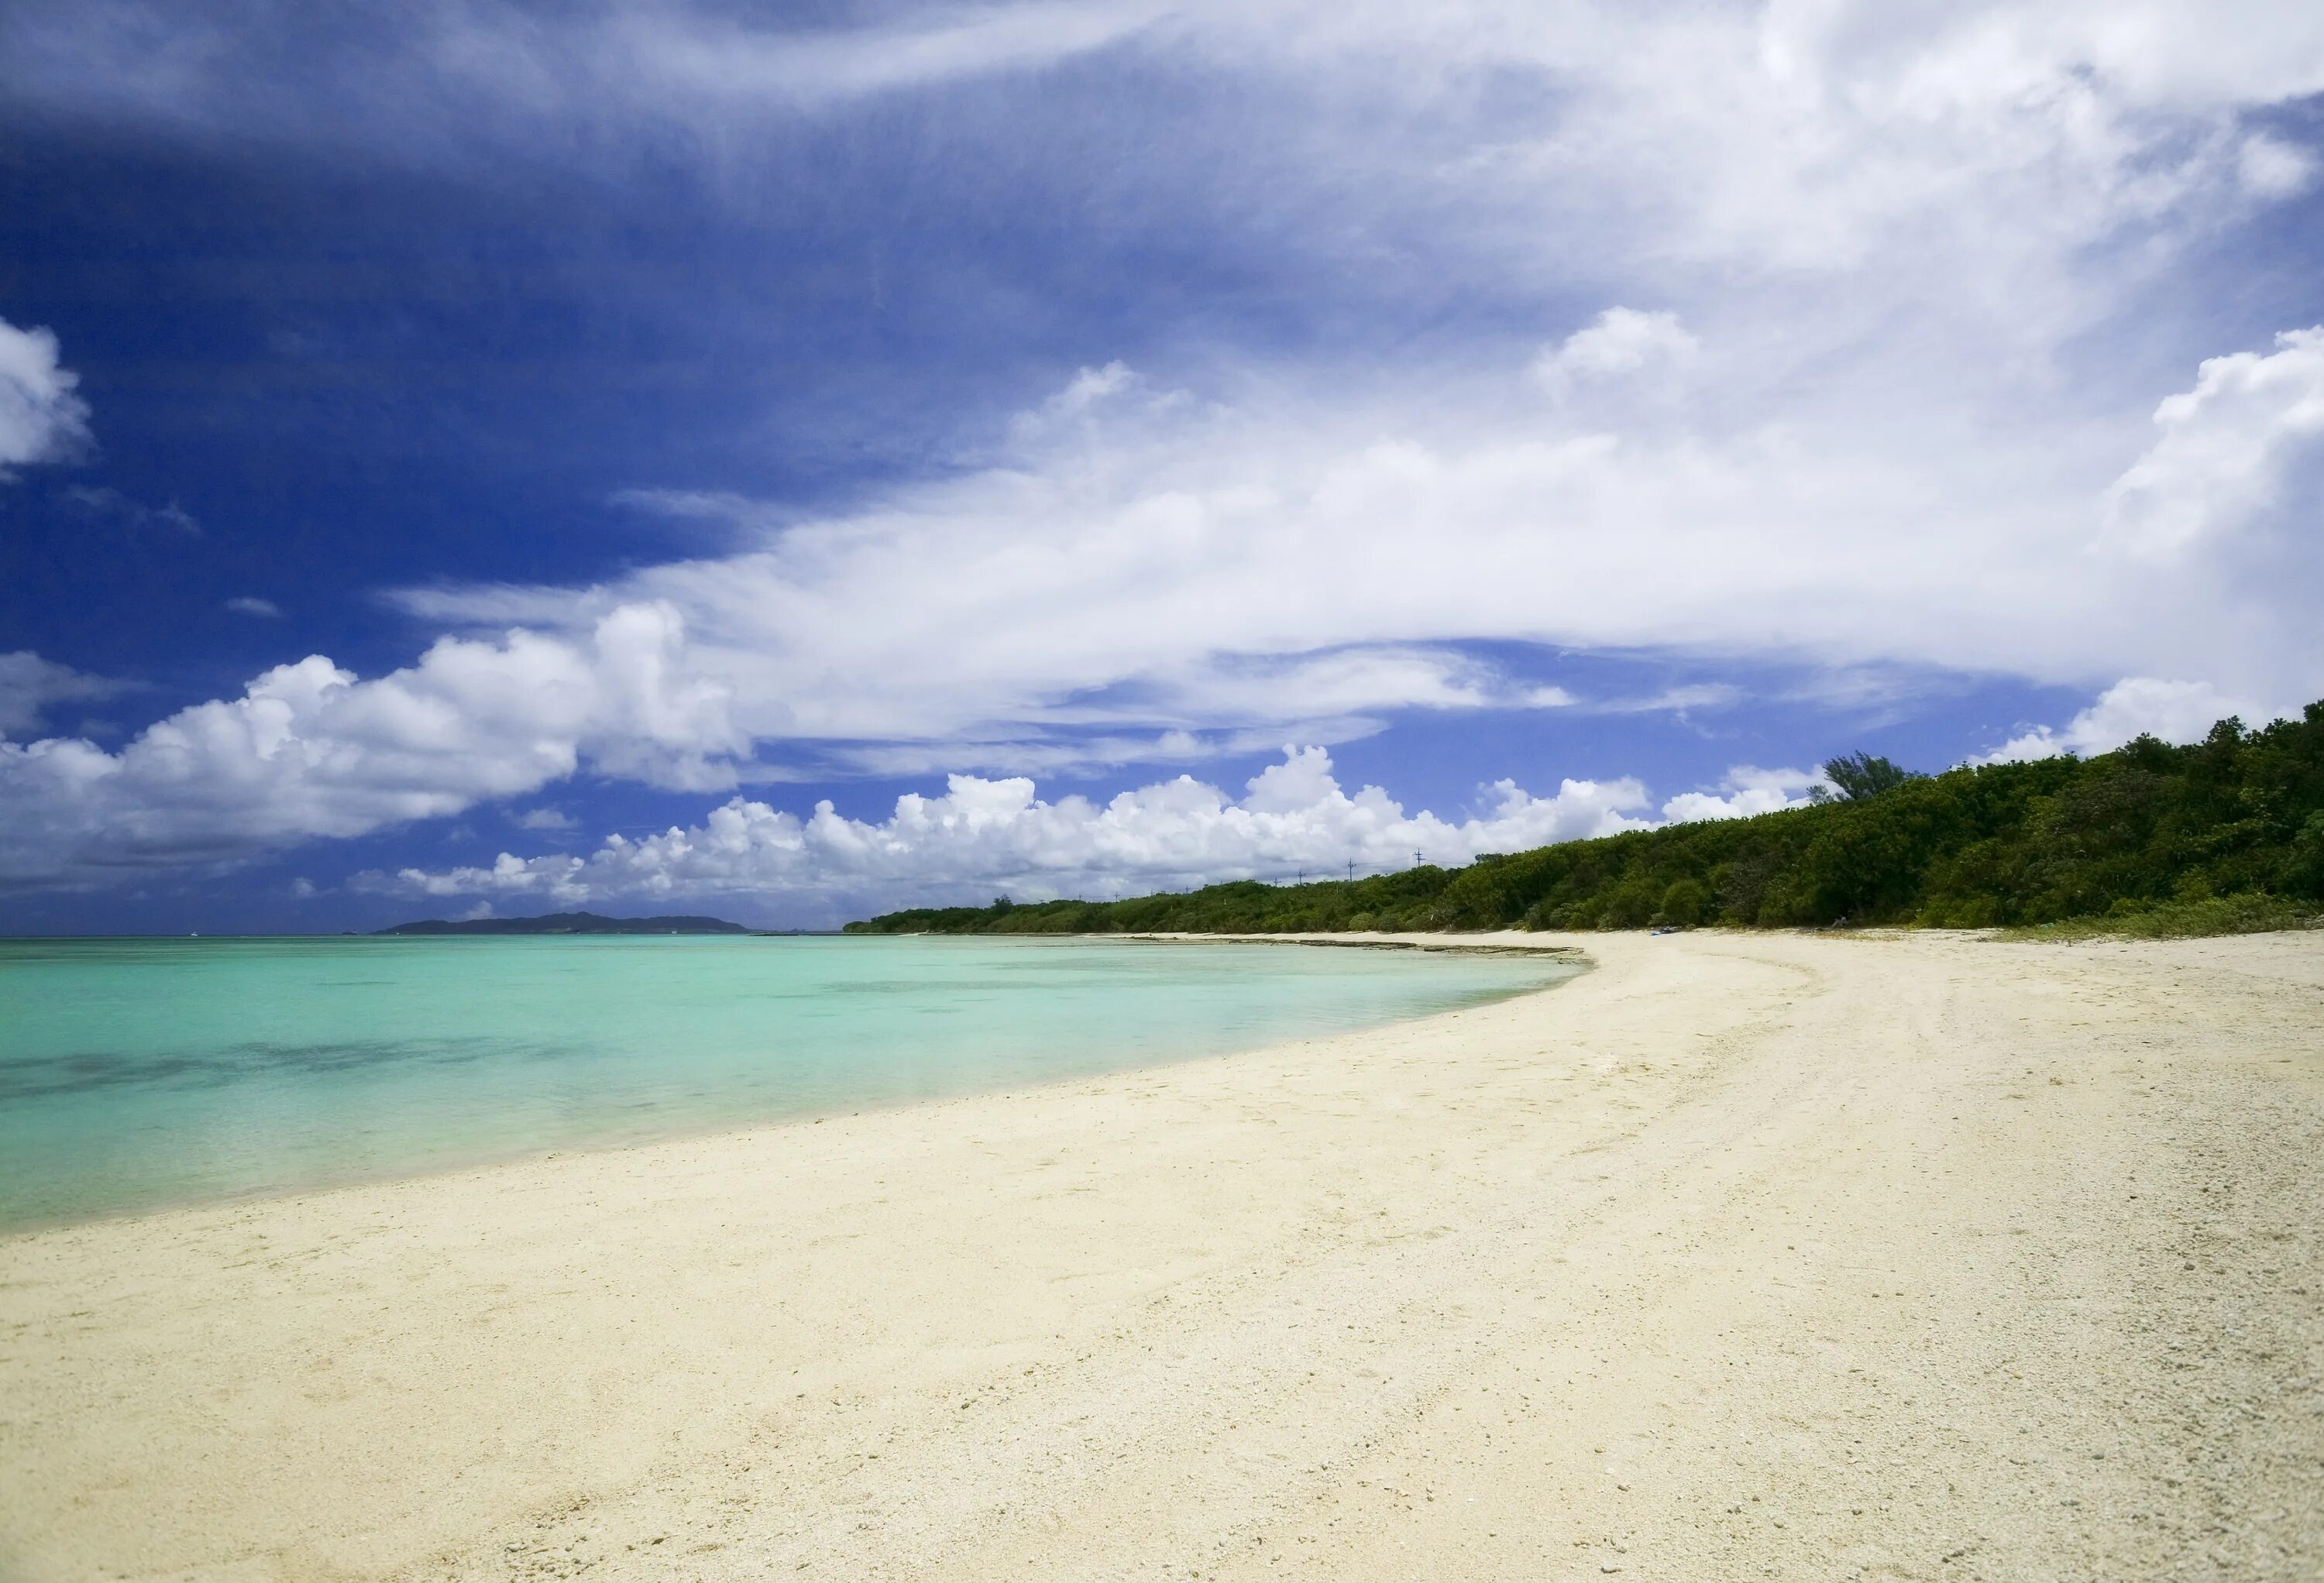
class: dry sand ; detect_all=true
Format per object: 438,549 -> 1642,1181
2,929 -> 2319,1581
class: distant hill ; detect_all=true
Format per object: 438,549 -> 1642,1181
375,911 -> 751,936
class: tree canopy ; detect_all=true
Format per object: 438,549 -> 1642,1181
847,702 -> 2324,936
1817,751 -> 1922,802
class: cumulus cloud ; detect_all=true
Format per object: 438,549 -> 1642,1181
365,744 -> 1654,915
0,317 -> 91,475
1980,677 -> 2268,763
1660,765 -> 1827,824
0,606 -> 746,888
2103,326 -> 2324,558
0,651 -> 128,740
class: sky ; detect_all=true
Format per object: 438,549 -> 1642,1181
2,0 -> 2322,933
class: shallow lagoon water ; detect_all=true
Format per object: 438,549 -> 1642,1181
0,934 -> 1573,1231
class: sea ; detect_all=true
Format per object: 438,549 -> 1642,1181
0,933 -> 1573,1233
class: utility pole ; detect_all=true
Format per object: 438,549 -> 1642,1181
1346,859 -> 1355,882
1413,848 -> 1423,868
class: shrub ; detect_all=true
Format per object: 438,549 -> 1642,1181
2003,893 -> 2312,941
1600,878 -> 1661,929
1659,877 -> 1706,928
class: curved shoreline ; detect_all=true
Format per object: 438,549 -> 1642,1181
2,929 -> 2317,1580
0,934 -> 1571,1238
1122,930 -> 1590,959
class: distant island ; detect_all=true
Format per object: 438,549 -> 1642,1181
375,911 -> 751,936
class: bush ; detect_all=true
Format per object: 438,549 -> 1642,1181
1600,878 -> 1661,929
2003,893 -> 2313,942
1659,877 -> 1706,928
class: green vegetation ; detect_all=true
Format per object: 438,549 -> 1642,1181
847,703 -> 2324,937
1813,750 -> 1923,802
1998,892 -> 2312,942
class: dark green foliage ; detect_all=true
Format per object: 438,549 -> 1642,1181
1655,877 -> 1707,928
2000,892 -> 2309,942
845,702 -> 2324,936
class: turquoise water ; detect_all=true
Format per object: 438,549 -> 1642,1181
0,935 -> 1571,1232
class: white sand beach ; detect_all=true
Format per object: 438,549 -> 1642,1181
2,929 -> 2319,1581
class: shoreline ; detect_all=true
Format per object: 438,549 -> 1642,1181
1122,930 -> 1590,959
2,929 -> 2317,1579
0,933 -> 1578,1242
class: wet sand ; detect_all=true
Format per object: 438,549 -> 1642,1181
2,929 -> 2318,1580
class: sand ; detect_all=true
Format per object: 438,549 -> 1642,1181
2,929 -> 2319,1581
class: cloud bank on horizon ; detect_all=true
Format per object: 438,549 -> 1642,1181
365,746 -> 1831,922
2,1 -> 2323,918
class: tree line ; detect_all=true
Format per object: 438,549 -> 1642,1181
845,702 -> 2324,936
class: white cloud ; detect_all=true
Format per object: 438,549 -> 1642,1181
1979,676 -> 2267,762
513,805 -> 577,831
2103,326 -> 2324,558
0,0 -> 1167,162
1007,359 -> 1143,446
387,310 -> 2322,764
365,744 -> 1653,915
0,606 -> 746,888
223,596 -> 283,618
2,3 -> 2322,895
598,2 -> 1162,113
1660,765 -> 1827,824
1588,684 -> 1743,717
0,317 -> 91,474
0,651 -> 127,739
12,5 -> 2320,293
1533,308 -> 1698,389
9,294 -> 2316,889
2238,132 -> 2315,199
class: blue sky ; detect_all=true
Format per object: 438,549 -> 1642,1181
2,1 -> 2322,932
